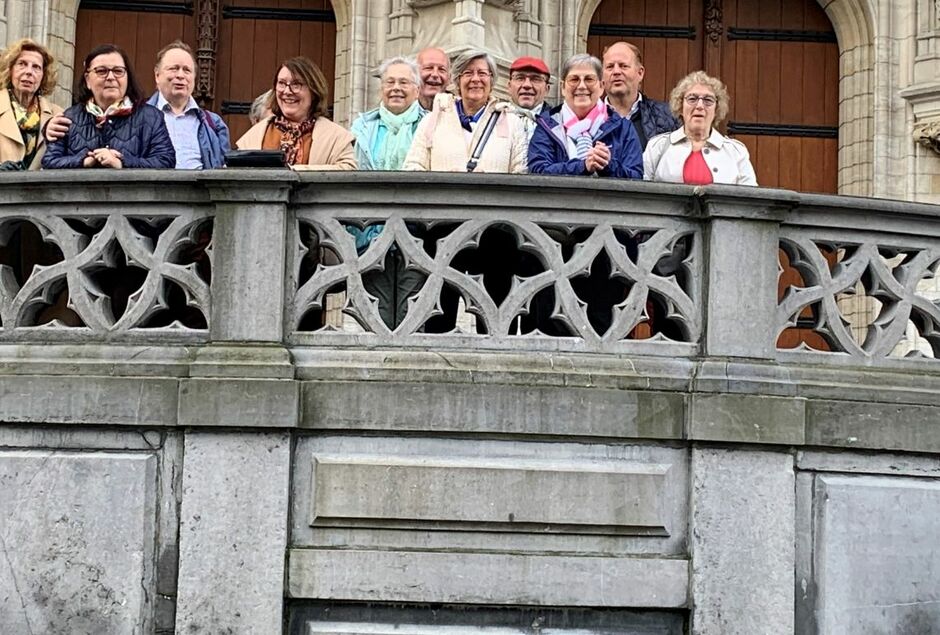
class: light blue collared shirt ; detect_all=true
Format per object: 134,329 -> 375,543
156,93 -> 203,169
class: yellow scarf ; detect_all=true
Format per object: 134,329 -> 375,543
10,90 -> 40,161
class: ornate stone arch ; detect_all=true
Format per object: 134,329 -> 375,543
572,0 -> 878,196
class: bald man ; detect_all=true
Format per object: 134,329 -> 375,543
602,41 -> 677,150
416,47 -> 450,110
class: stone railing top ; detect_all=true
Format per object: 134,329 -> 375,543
0,170 -> 937,368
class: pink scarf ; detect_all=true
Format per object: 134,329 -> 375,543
561,100 -> 608,138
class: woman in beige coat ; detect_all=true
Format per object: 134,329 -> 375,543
236,56 -> 355,170
0,38 -> 63,170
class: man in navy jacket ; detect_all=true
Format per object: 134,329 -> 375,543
602,41 -> 678,150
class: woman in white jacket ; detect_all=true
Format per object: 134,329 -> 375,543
643,71 -> 757,186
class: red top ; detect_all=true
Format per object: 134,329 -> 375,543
683,149 -> 714,185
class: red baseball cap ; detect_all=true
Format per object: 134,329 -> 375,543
510,56 -> 550,76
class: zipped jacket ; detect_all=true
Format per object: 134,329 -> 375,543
527,104 -> 643,178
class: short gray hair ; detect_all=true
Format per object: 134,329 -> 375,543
561,53 -> 602,82
249,89 -> 272,125
451,50 -> 498,91
377,55 -> 420,87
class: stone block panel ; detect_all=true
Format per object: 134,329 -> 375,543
0,451 -> 158,633
288,548 -> 689,608
809,474 -> 940,633
303,380 -> 685,439
294,437 -> 688,551
310,455 -> 670,534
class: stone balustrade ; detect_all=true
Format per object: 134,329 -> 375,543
1,171 -> 939,634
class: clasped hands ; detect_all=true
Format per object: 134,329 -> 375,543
83,147 -> 123,169
584,141 -> 610,173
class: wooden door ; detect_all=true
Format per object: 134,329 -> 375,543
75,0 -> 337,141
215,0 -> 337,140
74,0 -> 196,100
587,0 -> 839,193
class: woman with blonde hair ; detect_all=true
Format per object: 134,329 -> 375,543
237,56 -> 355,170
643,70 -> 756,185
0,38 -> 63,170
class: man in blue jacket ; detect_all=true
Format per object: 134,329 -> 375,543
45,41 -> 230,169
602,41 -> 678,150
146,41 -> 229,169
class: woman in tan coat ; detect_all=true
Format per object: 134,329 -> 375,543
0,38 -> 63,170
236,56 -> 355,170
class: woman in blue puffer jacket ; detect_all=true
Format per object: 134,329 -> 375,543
42,44 -> 174,169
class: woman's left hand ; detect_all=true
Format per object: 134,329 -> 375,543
92,148 -> 123,169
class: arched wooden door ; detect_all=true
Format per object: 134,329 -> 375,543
588,0 -> 839,194
75,0 -> 336,140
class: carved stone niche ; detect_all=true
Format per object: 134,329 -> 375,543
901,82 -> 940,156
914,118 -> 940,155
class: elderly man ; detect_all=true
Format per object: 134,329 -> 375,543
348,56 -> 426,328
415,47 -> 450,111
602,41 -> 677,150
507,55 -> 551,140
45,40 -> 230,169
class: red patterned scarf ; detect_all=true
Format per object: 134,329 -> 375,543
273,116 -> 315,165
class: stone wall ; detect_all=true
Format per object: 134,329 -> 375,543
0,172 -> 939,633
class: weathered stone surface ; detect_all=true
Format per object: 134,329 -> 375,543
811,474 -> 940,633
178,377 -> 299,427
175,432 -> 291,634
303,381 -> 684,439
689,393 -> 805,444
292,437 -> 690,554
807,399 -> 940,454
0,375 -> 179,426
0,451 -> 157,633
288,548 -> 688,607
690,448 -> 794,634
703,216 -> 783,359
310,455 -> 669,532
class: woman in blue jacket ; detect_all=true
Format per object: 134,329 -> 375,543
527,53 -> 642,179
42,44 -> 174,169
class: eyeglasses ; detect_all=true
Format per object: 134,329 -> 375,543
684,94 -> 717,107
510,73 -> 548,85
276,79 -> 307,93
460,70 -> 492,80
88,66 -> 126,79
382,78 -> 415,88
565,75 -> 598,88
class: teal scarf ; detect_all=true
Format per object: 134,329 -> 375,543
376,101 -> 422,170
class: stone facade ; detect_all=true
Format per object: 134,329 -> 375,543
0,172 -> 938,634
5,0 -> 940,205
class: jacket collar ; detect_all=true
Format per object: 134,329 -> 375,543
0,90 -> 55,147
669,126 -> 726,148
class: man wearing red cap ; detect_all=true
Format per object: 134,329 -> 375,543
508,56 -> 552,140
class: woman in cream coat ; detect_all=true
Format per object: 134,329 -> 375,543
237,56 -> 355,170
0,39 -> 63,170
643,70 -> 756,186
403,50 -> 527,173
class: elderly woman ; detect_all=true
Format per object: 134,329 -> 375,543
528,53 -> 642,178
237,56 -> 355,170
348,56 -> 426,328
643,70 -> 756,185
403,50 -> 527,173
42,44 -> 174,169
0,39 -> 63,170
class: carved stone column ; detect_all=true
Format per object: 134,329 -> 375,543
195,0 -> 221,106
451,0 -> 485,47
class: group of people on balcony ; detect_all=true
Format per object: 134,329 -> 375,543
0,36 -> 757,187
0,37 -> 756,331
